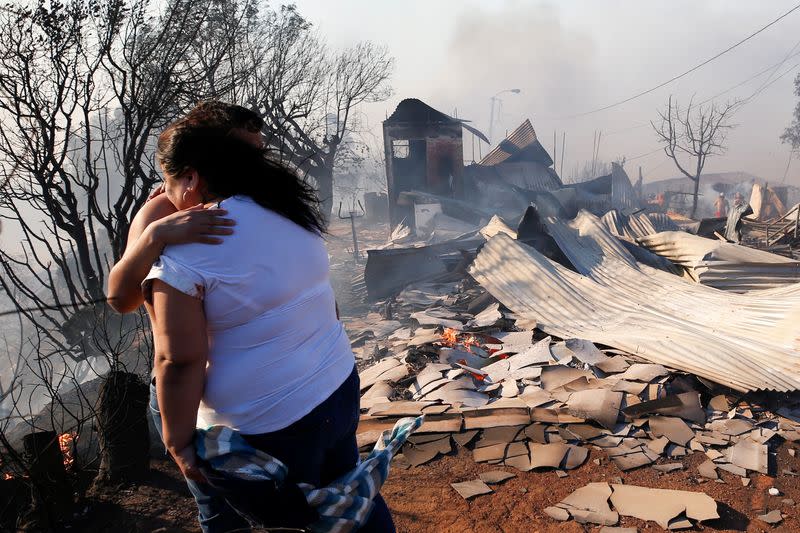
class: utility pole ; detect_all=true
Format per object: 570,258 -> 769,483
489,97 -> 497,143
488,89 -> 521,143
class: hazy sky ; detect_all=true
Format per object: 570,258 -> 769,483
294,0 -> 800,185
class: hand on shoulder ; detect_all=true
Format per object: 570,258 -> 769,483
151,202 -> 236,246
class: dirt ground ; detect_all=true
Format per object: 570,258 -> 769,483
77,440 -> 799,532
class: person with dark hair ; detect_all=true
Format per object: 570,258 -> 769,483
107,100 -> 265,313
142,107 -> 395,532
108,101 -> 269,532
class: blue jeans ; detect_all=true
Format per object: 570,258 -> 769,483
149,367 -> 395,532
149,381 -> 251,533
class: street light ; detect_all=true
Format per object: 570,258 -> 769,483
488,89 -> 521,143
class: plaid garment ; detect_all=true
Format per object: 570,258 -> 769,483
195,415 -> 424,533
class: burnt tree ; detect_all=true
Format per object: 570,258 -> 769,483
651,96 -> 738,218
782,73 -> 800,151
236,6 -> 394,219
0,0 -> 252,487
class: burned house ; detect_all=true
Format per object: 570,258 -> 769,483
383,98 -> 488,228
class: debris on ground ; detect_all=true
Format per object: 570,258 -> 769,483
337,176 -> 800,529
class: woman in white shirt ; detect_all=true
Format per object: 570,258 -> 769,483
144,108 -> 395,532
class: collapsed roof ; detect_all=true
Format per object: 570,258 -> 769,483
479,119 -> 553,167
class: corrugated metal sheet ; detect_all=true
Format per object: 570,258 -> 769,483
601,210 -> 681,241
479,119 -> 553,167
468,212 -> 800,392
465,162 -> 562,193
610,164 -> 636,211
639,231 -> 800,291
647,213 -> 682,233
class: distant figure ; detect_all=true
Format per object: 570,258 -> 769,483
714,192 -> 729,218
733,191 -> 745,208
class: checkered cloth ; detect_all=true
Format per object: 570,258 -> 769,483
195,415 -> 424,533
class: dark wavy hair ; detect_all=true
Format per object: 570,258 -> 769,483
156,103 -> 326,235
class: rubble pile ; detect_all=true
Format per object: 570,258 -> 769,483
354,304 -> 800,476
346,204 -> 800,529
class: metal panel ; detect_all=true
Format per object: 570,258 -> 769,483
479,119 -> 554,167
638,231 -> 800,291
469,214 -> 800,392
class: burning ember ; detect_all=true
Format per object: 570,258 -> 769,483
440,328 -> 459,346
439,328 -> 484,350
439,328 -> 503,354
2,473 -> 12,480
58,432 -> 77,470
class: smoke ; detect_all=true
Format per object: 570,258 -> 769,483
314,0 -> 800,186
444,3 -> 596,134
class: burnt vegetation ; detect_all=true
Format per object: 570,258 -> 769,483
0,0 -> 393,529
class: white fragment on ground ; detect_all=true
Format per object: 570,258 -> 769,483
478,470 -> 516,484
757,509 -> 783,525
609,483 -> 719,529
545,482 -> 618,526
450,479 -> 493,500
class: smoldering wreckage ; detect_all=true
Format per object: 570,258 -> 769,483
339,98 -> 800,530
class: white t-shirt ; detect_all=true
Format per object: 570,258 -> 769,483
144,195 -> 355,434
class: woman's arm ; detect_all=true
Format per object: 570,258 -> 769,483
107,196 -> 234,313
151,279 -> 208,482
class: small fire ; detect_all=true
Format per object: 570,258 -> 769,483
2,473 -> 12,480
440,328 -> 483,349
58,433 -> 77,470
440,329 -> 501,358
441,328 -> 459,346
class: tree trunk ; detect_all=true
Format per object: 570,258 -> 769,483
691,176 -> 701,219
20,431 -> 72,530
316,166 -> 334,224
94,371 -> 149,486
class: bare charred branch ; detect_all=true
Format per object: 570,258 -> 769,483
651,95 -> 738,218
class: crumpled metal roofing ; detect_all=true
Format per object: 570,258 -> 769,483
479,119 -> 553,167
638,231 -> 800,292
465,162 -> 563,193
601,210 -> 679,241
469,211 -> 800,392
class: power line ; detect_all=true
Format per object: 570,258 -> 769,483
603,46 -> 800,137
627,147 -> 664,162
567,2 -> 800,118
697,48 -> 800,106
739,61 -> 800,104
607,47 -> 800,137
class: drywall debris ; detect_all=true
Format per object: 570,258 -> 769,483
757,509 -> 783,525
478,470 -> 516,484
451,479 -> 493,499
551,482 -> 619,526
609,484 -> 719,529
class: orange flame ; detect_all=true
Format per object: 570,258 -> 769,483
2,473 -> 12,480
461,334 -> 482,349
440,328 -> 485,348
440,328 -> 459,347
58,433 -> 77,470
